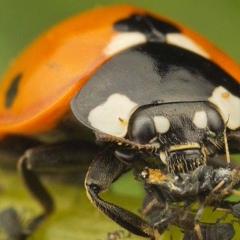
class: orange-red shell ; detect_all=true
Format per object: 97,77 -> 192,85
0,5 -> 239,138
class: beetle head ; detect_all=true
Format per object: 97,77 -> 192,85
128,102 -> 225,173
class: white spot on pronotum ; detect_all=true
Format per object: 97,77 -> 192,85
193,111 -> 208,129
208,86 -> 240,130
166,33 -> 210,58
153,116 -> 170,134
104,32 -> 147,56
88,93 -> 138,137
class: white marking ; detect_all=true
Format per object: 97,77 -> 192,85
153,116 -> 170,134
160,151 -> 168,165
88,93 -> 138,137
208,86 -> 240,130
104,32 -> 147,56
166,33 -> 209,58
193,111 -> 208,129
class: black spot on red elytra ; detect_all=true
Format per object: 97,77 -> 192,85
5,73 -> 22,108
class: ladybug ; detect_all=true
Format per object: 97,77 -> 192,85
0,5 -> 239,240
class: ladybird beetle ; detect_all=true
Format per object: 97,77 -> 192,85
0,5 -> 239,240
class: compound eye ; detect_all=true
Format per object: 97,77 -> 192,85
129,114 -> 156,144
206,107 -> 225,135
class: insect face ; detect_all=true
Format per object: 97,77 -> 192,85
128,102 -> 225,173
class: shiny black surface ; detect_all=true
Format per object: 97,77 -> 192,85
114,14 -> 180,42
71,43 -> 237,130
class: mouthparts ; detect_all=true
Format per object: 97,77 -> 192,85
165,144 -> 207,174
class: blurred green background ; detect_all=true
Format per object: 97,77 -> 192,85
0,0 -> 240,240
0,0 -> 240,78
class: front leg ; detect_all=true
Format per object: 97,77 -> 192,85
0,141 -> 98,240
85,146 -> 154,238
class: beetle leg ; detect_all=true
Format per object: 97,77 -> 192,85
20,141 -> 99,171
194,200 -> 205,240
85,147 -> 154,239
17,155 -> 54,238
1,141 -> 99,239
